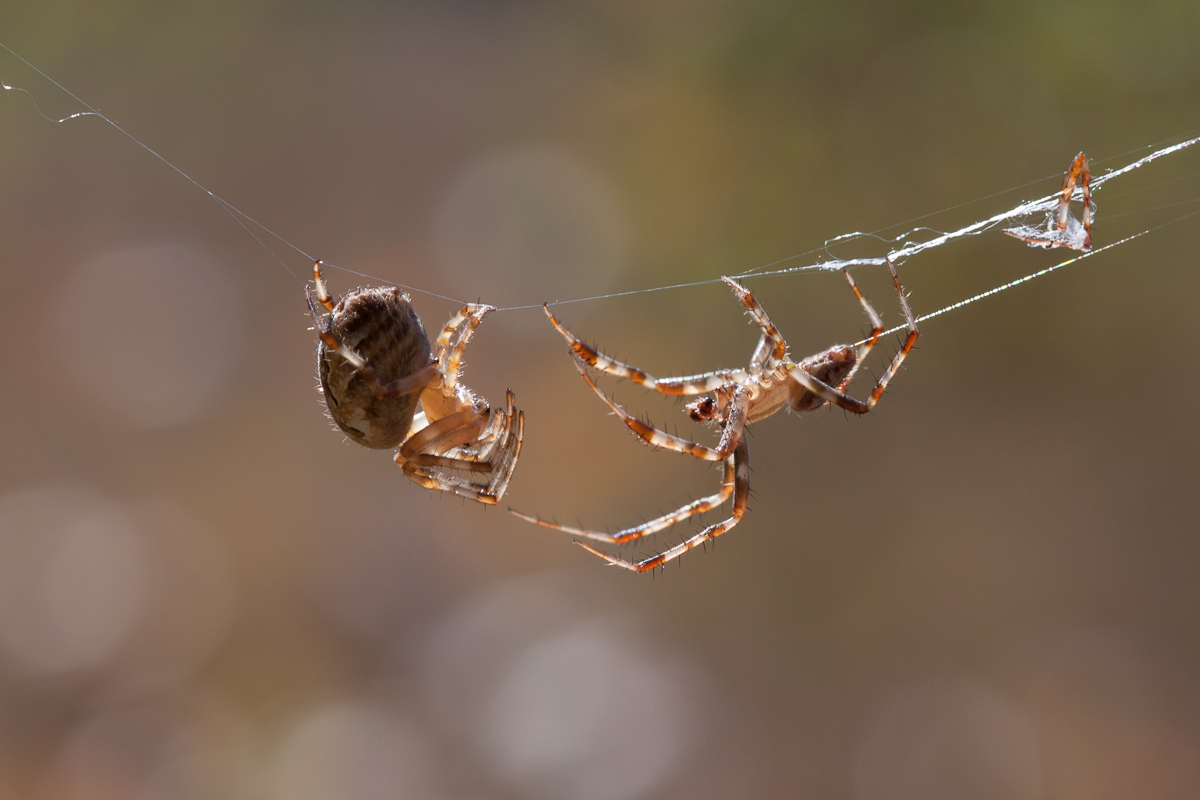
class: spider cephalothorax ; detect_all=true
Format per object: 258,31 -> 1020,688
512,262 -> 918,571
308,261 -> 523,504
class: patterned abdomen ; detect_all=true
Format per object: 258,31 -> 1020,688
318,287 -> 432,448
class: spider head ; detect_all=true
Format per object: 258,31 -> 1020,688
685,395 -> 720,423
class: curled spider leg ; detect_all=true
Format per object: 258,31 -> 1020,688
836,267 -> 884,390
788,260 -> 918,413
399,410 -> 492,472
510,455 -> 736,544
569,353 -> 749,461
434,304 -> 495,396
721,277 -> 789,364
574,438 -> 750,573
544,304 -> 748,395
398,390 -> 524,504
485,394 -> 525,501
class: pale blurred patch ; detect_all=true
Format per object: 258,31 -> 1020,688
0,486 -> 149,675
55,691 -> 257,800
1020,629 -> 1200,800
49,242 -> 243,429
434,145 -> 628,305
114,498 -> 237,692
269,701 -> 447,800
854,677 -> 1041,800
422,572 -> 702,800
0,487 -> 236,682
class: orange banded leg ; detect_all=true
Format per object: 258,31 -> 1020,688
575,438 -> 750,573
543,304 -> 744,395
511,454 -> 735,545
789,259 -> 918,413
435,304 -> 495,396
307,286 -> 369,371
312,260 -> 335,311
837,268 -> 884,391
721,277 -> 788,363
569,354 -> 746,462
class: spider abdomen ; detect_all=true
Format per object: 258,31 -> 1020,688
788,345 -> 858,412
318,287 -> 432,449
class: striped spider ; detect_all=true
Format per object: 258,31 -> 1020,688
512,262 -> 917,572
307,261 -> 523,504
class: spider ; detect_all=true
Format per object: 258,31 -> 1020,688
511,261 -> 918,572
1003,151 -> 1094,250
307,260 -> 524,504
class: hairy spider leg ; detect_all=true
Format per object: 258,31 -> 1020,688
835,267 -> 884,390
787,259 -> 918,413
543,305 -> 749,395
312,259 -> 336,312
399,390 -> 524,504
566,353 -> 751,462
400,411 -> 493,472
721,276 -> 790,364
434,303 -> 495,396
574,438 -> 750,572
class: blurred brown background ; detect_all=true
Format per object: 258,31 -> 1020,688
2,1 -> 1200,798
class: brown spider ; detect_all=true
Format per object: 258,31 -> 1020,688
1004,151 -> 1094,250
511,262 -> 918,572
307,261 -> 523,504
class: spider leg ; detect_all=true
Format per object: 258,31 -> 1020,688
398,410 -> 492,472
575,438 -> 750,573
311,260 -> 335,312
721,277 -> 789,364
543,304 -> 745,394
510,454 -> 736,544
434,304 -> 495,396
397,390 -> 524,503
836,267 -> 884,391
569,353 -> 749,461
788,260 -> 918,413
307,286 -> 366,370
715,275 -> 792,362
484,393 -> 525,501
